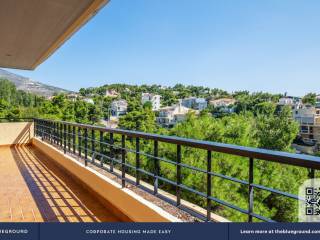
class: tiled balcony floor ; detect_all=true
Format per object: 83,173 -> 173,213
0,146 -> 121,222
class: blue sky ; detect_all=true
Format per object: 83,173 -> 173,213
7,0 -> 320,96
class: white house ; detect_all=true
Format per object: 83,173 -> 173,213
83,98 -> 94,104
66,93 -> 78,102
278,96 -> 302,109
157,103 -> 198,126
181,97 -> 207,111
278,97 -> 294,106
105,89 -> 119,98
141,93 -> 161,111
111,99 -> 128,117
209,98 -> 236,108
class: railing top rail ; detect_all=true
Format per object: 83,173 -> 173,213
34,118 -> 320,170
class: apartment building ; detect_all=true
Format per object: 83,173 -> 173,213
278,96 -> 302,109
141,93 -> 161,111
181,97 -> 207,111
293,105 -> 320,142
157,103 -> 198,126
111,99 -> 128,117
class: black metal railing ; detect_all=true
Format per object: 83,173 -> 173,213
23,118 -> 320,221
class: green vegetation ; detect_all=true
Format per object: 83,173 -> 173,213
0,78 -> 311,222
302,92 -> 317,106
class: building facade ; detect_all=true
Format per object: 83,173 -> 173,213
157,103 -> 197,126
181,97 -> 207,111
293,105 -> 320,142
209,98 -> 236,108
111,99 -> 128,117
278,96 -> 302,109
141,93 -> 161,111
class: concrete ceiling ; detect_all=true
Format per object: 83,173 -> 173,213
0,0 -> 109,70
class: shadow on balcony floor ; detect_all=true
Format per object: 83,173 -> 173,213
0,145 -> 121,222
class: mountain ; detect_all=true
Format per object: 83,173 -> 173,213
0,68 -> 71,97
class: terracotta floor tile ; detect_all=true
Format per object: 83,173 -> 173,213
0,146 -> 121,222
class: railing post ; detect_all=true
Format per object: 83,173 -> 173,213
46,121 -> 49,140
49,122 -> 54,144
207,150 -> 212,221
309,168 -> 315,191
72,126 -> 76,154
91,129 -> 95,162
110,133 -> 114,172
308,168 -> 315,179
43,120 -> 45,139
33,119 -> 37,137
63,124 -> 66,154
41,120 -> 44,140
68,125 -> 71,152
52,122 -> 55,143
121,135 -> 126,188
57,122 -> 59,145
78,127 -> 81,157
53,122 -> 57,144
56,122 -> 58,144
136,137 -> 140,185
248,157 -> 254,222
154,140 -> 159,195
84,128 -> 88,166
100,131 -> 103,167
176,144 -> 181,206
60,123 -> 63,147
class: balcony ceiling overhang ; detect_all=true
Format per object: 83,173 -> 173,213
0,0 -> 109,70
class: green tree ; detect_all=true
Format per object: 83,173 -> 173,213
255,106 -> 299,151
302,93 -> 317,105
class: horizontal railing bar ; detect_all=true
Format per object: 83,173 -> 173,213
251,184 -> 304,201
209,172 -> 249,185
138,168 -> 156,178
208,196 -> 249,215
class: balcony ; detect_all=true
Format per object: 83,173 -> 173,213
0,119 -> 179,222
1,118 -> 320,222
0,145 -> 119,222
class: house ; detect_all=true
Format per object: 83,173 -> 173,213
105,89 -> 119,98
278,96 -> 302,109
66,93 -> 78,102
141,93 -> 161,111
83,98 -> 94,104
209,98 -> 236,108
157,102 -> 198,126
181,97 -> 207,111
316,95 -> 320,108
111,99 -> 128,117
293,105 -> 320,142
278,97 -> 294,106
